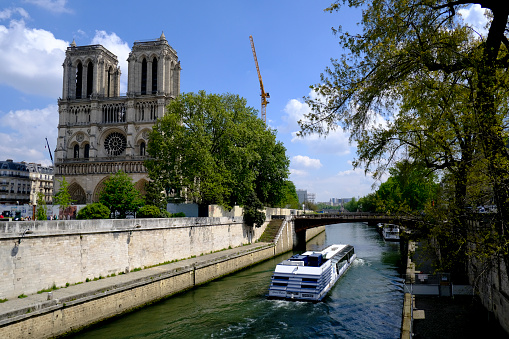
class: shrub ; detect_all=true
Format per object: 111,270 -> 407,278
160,209 -> 172,218
171,212 -> 186,218
137,205 -> 161,218
77,203 -> 110,220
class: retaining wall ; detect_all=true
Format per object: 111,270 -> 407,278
0,244 -> 275,339
0,217 -> 267,300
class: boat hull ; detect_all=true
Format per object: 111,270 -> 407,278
268,244 -> 356,302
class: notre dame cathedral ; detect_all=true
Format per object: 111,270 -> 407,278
54,33 -> 180,204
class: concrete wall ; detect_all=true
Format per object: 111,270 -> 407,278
305,225 -> 325,242
466,219 -> 509,334
0,217 -> 268,300
0,241 -> 275,339
468,253 -> 509,334
273,218 -> 294,255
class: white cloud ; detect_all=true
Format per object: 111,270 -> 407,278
459,4 -> 489,36
290,164 -> 377,202
291,129 -> 351,156
0,8 -> 29,20
289,168 -> 308,177
0,18 -> 68,97
292,155 -> 322,169
282,92 -> 352,156
0,105 -> 58,166
91,30 -> 130,94
23,0 -> 72,14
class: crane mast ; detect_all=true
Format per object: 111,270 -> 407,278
249,35 -> 269,124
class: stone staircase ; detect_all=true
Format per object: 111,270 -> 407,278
258,219 -> 283,243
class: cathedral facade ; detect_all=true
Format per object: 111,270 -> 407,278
54,33 -> 180,204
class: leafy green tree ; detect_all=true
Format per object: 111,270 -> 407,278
35,192 -> 47,220
144,181 -> 166,210
376,161 -> 439,213
243,191 -> 266,227
343,198 -> 358,212
281,180 -> 300,209
146,91 -> 290,214
358,193 -> 377,212
300,0 -> 509,275
53,177 -> 75,218
99,171 -> 144,218
77,203 -> 110,219
137,205 -> 162,218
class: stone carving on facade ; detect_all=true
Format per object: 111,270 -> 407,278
55,35 -> 180,203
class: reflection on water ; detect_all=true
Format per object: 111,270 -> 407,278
70,223 -> 403,339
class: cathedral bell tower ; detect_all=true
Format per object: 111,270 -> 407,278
54,33 -> 180,204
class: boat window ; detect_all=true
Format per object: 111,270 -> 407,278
302,278 -> 317,283
301,285 -> 315,289
273,276 -> 289,281
273,282 -> 287,287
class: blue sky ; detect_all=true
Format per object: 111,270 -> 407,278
0,1 -> 487,202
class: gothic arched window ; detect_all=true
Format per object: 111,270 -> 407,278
84,144 -> 90,158
76,62 -> 83,99
152,57 -> 158,94
74,144 -> 79,159
141,58 -> 147,95
107,66 -> 112,97
86,61 -> 93,98
140,141 -> 146,156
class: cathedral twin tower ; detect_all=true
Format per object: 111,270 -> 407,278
55,33 -> 180,204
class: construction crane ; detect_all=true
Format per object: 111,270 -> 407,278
249,35 -> 269,124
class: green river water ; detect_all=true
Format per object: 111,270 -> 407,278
70,222 -> 404,338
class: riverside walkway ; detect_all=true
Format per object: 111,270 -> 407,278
0,242 -> 273,338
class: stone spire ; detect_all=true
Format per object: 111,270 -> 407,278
70,39 -> 76,47
159,31 -> 166,41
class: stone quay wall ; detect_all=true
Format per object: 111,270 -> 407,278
0,217 -> 268,300
0,244 -> 275,339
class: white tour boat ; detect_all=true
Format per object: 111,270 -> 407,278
268,244 -> 356,302
378,223 -> 400,241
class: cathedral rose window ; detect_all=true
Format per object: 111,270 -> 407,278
104,132 -> 127,156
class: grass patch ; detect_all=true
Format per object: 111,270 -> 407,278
0,298 -> 7,303
131,267 -> 142,272
18,294 -> 27,299
37,284 -> 58,294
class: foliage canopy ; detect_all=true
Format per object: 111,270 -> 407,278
98,170 -> 144,218
146,91 -> 290,213
301,1 -> 509,274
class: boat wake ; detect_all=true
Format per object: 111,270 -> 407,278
352,258 -> 366,267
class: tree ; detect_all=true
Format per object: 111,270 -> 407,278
281,180 -> 301,209
376,161 -> 439,214
146,91 -> 290,214
77,203 -> 110,219
35,192 -> 47,220
53,177 -> 74,218
137,205 -> 163,218
243,191 -> 266,227
144,180 -> 166,210
98,170 -> 144,218
300,1 -> 509,275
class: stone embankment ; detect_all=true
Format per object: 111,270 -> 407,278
0,243 -> 278,338
0,214 -> 300,338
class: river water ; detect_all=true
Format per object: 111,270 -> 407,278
70,222 -> 404,339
